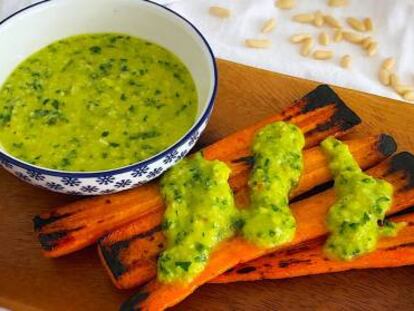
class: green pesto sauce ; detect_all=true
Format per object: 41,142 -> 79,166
0,33 -> 197,171
322,137 -> 404,261
158,153 -> 239,284
241,122 -> 305,248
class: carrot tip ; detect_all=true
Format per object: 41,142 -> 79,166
378,134 -> 397,157
390,152 -> 414,188
33,212 -> 72,231
120,290 -> 149,311
302,84 -> 362,131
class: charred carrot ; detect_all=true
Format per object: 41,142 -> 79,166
34,85 -> 361,257
120,152 -> 414,311
212,213 -> 414,283
99,134 -> 395,289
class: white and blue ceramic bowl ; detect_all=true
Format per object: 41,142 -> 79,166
0,0 -> 217,195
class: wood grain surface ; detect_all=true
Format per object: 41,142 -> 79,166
1,59 -> 414,311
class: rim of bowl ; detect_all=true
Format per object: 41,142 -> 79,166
0,0 -> 218,178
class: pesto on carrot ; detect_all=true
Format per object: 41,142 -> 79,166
321,137 -> 405,261
158,153 -> 239,283
241,122 -> 305,248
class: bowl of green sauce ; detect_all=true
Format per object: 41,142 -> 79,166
0,0 -> 217,195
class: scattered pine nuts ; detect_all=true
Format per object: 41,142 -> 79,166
319,32 -> 330,46
293,13 -> 315,23
333,29 -> 343,42
328,0 -> 348,7
300,38 -> 314,57
261,18 -> 276,33
314,11 -> 324,27
364,17 -> 374,32
382,57 -> 396,71
212,2 -> 403,101
347,17 -> 367,32
379,69 -> 391,86
403,91 -> 414,101
367,41 -> 378,56
340,55 -> 351,68
209,6 -> 231,18
313,50 -> 334,60
394,85 -> 414,96
275,0 -> 296,10
324,15 -> 341,28
343,31 -> 364,44
290,33 -> 312,43
245,39 -> 271,49
390,73 -> 400,88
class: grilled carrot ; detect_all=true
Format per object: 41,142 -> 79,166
34,85 -> 361,257
99,134 -> 395,289
212,213 -> 414,283
120,152 -> 414,311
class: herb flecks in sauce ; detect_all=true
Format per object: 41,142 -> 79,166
241,122 -> 305,248
0,33 -> 197,171
158,153 -> 239,284
321,137 -> 404,261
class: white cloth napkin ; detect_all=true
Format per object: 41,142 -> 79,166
1,0 -> 414,102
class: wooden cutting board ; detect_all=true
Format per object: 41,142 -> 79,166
1,59 -> 414,311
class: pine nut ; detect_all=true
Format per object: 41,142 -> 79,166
390,74 -> 400,88
261,18 -> 276,33
293,13 -> 315,23
314,11 -> 324,27
343,31 -> 364,44
275,0 -> 296,10
328,0 -> 348,7
403,91 -> 414,101
319,32 -> 330,46
382,57 -> 396,71
290,33 -> 312,43
364,17 -> 374,31
347,17 -> 367,32
245,39 -> 271,49
361,36 -> 373,49
209,6 -> 231,18
367,41 -> 378,56
324,15 -> 341,28
394,85 -> 414,95
313,50 -> 334,60
379,69 -> 391,86
340,55 -> 351,68
333,29 -> 343,42
300,38 -> 314,57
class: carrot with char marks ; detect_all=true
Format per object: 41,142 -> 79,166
98,134 -> 396,289
120,152 -> 414,311
34,85 -> 361,257
212,213 -> 414,283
